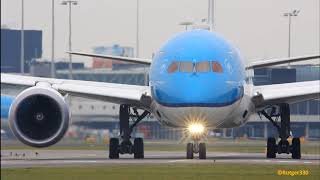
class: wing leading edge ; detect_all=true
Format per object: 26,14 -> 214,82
1,73 -> 152,109
68,52 -> 152,65
252,80 -> 320,109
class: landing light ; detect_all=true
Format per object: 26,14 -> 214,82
188,123 -> 205,134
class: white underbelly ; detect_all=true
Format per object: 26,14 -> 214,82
151,99 -> 244,128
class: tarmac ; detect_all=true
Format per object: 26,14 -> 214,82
1,150 -> 319,168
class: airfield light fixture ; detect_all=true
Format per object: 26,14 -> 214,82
283,9 -> 300,58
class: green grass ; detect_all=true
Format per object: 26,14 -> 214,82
2,164 -> 319,180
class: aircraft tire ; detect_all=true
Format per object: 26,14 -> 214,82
291,138 -> 301,159
186,143 -> 194,159
109,138 -> 119,159
134,138 -> 144,159
267,137 -> 276,158
199,143 -> 206,159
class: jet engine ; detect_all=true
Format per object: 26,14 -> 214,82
8,84 -> 70,148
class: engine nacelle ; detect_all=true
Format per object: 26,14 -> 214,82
9,84 -> 70,148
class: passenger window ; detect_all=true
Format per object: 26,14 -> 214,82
167,62 -> 179,73
196,61 -> 210,72
212,61 -> 223,73
180,62 -> 193,72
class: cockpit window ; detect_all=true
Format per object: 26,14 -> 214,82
212,61 -> 223,73
167,62 -> 179,73
196,61 -> 210,72
180,62 -> 193,72
168,61 -> 223,74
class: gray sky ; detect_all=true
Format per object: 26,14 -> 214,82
1,0 -> 319,66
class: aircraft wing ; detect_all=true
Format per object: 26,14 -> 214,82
1,73 -> 152,109
69,52 -> 152,65
251,80 -> 320,109
246,54 -> 319,70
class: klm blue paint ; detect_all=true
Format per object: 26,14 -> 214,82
149,30 -> 245,107
1,96 -> 14,119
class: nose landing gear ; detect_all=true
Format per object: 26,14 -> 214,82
185,123 -> 207,159
186,141 -> 206,159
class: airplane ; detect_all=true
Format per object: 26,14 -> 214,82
1,29 -> 319,159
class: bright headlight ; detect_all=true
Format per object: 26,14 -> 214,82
188,123 -> 205,134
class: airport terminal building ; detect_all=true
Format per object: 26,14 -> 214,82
1,28 -> 42,73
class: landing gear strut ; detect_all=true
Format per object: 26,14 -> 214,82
109,104 -> 149,159
260,103 -> 301,159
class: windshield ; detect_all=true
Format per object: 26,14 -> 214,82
180,62 -> 193,72
196,61 -> 210,72
167,61 -> 223,74
212,61 -> 223,73
167,62 -> 179,73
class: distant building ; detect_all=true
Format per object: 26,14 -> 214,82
253,65 -> 320,115
1,28 -> 42,73
30,60 -> 84,77
56,67 -> 147,85
253,65 -> 320,85
92,44 -> 145,69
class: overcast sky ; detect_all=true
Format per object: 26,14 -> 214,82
1,0 -> 319,66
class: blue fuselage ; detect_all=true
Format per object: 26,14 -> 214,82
150,30 -> 245,107
148,30 -> 249,128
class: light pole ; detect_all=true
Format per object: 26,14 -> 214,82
20,0 -> 24,74
51,0 -> 55,78
136,0 -> 140,58
207,0 -> 215,31
61,0 -> 78,79
136,0 -> 148,85
283,9 -> 300,58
